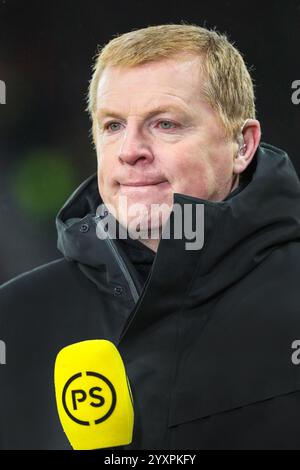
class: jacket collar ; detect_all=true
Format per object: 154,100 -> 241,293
56,143 -> 300,301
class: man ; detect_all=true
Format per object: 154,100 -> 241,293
1,23 -> 300,450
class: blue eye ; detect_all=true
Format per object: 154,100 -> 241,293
106,122 -> 122,132
158,121 -> 176,129
103,120 -> 177,133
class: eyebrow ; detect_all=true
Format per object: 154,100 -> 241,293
97,104 -> 188,120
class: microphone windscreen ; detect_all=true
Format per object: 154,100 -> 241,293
54,339 -> 134,450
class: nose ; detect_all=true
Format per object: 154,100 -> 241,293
118,124 -> 154,166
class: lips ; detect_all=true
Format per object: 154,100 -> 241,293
121,181 -> 166,187
119,181 -> 170,196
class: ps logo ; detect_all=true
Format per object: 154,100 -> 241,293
62,371 -> 116,426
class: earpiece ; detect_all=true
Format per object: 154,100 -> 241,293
239,143 -> 247,156
236,135 -> 247,157
237,119 -> 250,156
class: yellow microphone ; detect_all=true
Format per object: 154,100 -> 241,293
54,339 -> 134,450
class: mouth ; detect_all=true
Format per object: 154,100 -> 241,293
118,181 -> 170,196
120,180 -> 168,187
120,181 -> 169,194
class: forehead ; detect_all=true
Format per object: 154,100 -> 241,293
95,54 -> 204,113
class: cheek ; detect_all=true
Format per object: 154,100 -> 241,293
210,150 -> 234,185
96,144 -> 113,179
165,142 -> 234,201
167,151 -> 211,194
96,151 -> 112,202
97,151 -> 122,210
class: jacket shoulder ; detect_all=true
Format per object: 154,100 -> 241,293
1,258 -> 68,291
0,258 -> 83,311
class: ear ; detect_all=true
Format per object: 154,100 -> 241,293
233,119 -> 261,175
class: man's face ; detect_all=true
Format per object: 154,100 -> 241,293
94,53 -> 238,235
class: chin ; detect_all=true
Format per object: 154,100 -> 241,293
126,214 -> 163,239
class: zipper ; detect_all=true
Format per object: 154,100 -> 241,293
105,231 -> 154,341
94,214 -> 147,339
104,234 -> 141,304
118,271 -> 152,342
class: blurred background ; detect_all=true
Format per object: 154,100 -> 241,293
0,0 -> 299,283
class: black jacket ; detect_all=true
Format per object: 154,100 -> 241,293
1,142 -> 300,450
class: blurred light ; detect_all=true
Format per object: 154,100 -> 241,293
11,148 -> 77,220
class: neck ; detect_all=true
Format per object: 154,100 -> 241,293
138,237 -> 159,253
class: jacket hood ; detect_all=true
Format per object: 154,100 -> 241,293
56,143 -> 300,291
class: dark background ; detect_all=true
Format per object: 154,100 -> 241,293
0,0 -> 299,283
